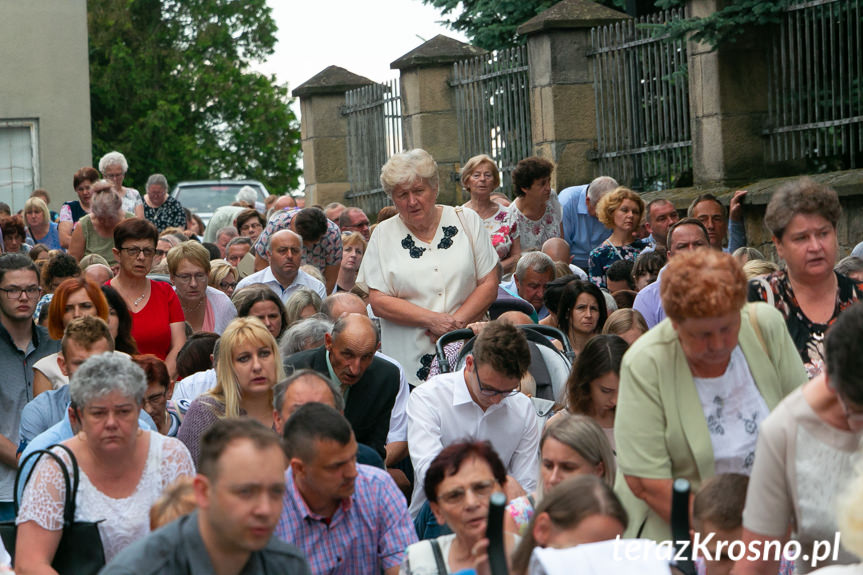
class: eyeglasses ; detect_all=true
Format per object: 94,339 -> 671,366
475,365 -> 520,397
174,273 -> 208,284
438,479 -> 496,505
104,171 -> 125,181
220,281 -> 237,290
120,246 -> 156,258
0,285 -> 42,299
155,249 -> 167,257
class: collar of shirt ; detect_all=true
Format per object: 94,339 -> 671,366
453,367 -> 507,415
286,467 -> 353,523
180,511 -> 221,572
326,350 -> 351,401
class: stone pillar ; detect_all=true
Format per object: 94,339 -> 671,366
518,0 -> 628,191
292,66 -> 374,206
687,0 -> 771,186
391,35 -> 485,205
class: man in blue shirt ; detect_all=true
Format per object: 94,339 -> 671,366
558,176 -> 619,271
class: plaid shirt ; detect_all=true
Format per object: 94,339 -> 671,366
255,208 -> 342,272
275,465 -> 416,575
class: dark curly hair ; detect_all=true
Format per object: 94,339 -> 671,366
511,156 -> 554,198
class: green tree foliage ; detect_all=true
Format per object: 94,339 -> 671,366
88,0 -> 301,193
423,0 -> 790,52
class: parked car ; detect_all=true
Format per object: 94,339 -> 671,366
171,180 -> 269,226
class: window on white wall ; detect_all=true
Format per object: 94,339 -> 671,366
0,121 -> 39,212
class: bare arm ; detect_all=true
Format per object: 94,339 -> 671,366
625,475 -> 675,525
165,322 -> 187,381
0,435 -> 18,468
384,441 -> 408,466
14,521 -> 61,575
58,221 -> 72,250
33,369 -> 53,397
68,223 -> 85,261
323,263 -> 340,295
452,268 -> 499,325
134,203 -> 145,220
500,236 -> 521,276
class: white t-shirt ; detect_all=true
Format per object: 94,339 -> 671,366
692,345 -> 769,475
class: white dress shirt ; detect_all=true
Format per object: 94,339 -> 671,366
406,368 -> 540,517
235,266 -> 327,302
377,351 -> 409,444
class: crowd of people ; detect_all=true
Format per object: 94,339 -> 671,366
0,147 -> 862,575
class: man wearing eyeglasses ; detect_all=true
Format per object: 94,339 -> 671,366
0,254 -> 60,521
406,320 -> 540,517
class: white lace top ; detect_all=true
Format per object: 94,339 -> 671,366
16,432 -> 194,562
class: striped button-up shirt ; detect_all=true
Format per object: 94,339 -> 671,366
275,464 -> 416,575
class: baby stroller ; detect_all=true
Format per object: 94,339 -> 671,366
435,324 -> 574,418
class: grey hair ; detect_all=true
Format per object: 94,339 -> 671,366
284,289 -> 323,327
280,316 -> 334,356
216,226 -> 238,240
146,173 -> 168,190
98,151 -> 129,174
586,176 -> 618,204
158,234 -> 182,248
380,148 -> 439,198
836,256 -> 863,277
226,236 -> 252,249
515,251 -> 555,282
236,186 -> 258,205
69,352 -> 147,408
273,368 -> 345,413
90,183 -> 123,220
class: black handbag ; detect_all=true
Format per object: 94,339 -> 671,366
0,444 -> 105,574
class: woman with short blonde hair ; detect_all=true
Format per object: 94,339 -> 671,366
588,187 -> 647,289
167,242 -> 236,334
460,154 -> 521,273
208,259 -> 239,298
24,197 -> 62,251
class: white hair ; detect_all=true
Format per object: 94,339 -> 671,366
98,151 -> 129,174
236,186 -> 258,205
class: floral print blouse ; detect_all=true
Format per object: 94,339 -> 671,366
509,191 -> 562,252
747,269 -> 863,379
478,205 -> 517,260
588,239 -> 647,289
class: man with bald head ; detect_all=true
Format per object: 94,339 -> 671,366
236,229 -> 326,302
541,238 -> 588,279
321,292 -> 410,466
558,175 -> 619,271
282,314 -> 399,459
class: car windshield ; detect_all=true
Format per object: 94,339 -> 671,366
176,185 -> 257,214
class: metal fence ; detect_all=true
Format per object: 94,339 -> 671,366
764,0 -> 863,169
452,45 -> 532,197
589,9 -> 691,192
343,78 -> 402,215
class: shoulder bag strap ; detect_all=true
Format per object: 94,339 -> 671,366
429,539 -> 448,575
454,206 -> 478,278
14,448 -> 73,520
50,444 -> 80,527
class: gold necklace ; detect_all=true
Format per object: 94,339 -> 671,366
183,296 -> 206,313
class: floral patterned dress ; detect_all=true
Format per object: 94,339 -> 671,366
588,238 -> 647,289
747,270 -> 863,379
477,205 -> 517,260
509,191 -> 562,252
